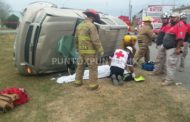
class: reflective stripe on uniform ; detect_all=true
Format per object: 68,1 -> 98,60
98,47 -> 104,53
78,35 -> 90,41
79,50 -> 96,54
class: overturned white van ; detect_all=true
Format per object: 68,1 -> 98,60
14,2 -> 128,75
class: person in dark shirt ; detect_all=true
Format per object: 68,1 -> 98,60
151,12 -> 170,75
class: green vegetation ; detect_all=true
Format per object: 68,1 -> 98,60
5,14 -> 19,29
0,34 -> 190,122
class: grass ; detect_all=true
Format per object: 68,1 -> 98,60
0,34 -> 190,122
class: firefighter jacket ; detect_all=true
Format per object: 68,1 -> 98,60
75,18 -> 104,54
163,21 -> 188,49
137,24 -> 155,46
156,23 -> 171,46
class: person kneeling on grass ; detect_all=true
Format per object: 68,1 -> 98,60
109,46 -> 135,85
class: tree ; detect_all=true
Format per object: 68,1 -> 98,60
5,14 -> 19,29
0,0 -> 11,26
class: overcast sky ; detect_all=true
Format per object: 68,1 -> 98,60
5,0 -> 190,16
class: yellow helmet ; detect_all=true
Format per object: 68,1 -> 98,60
142,16 -> 152,22
123,35 -> 131,43
131,36 -> 137,42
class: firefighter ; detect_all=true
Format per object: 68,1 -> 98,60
110,46 -> 135,85
121,35 -> 131,49
131,35 -> 137,56
178,13 -> 190,72
162,12 -> 187,86
151,12 -> 171,75
134,27 -> 138,35
121,35 -> 137,57
74,9 -> 104,90
134,16 -> 156,66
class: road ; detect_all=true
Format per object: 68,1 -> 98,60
149,43 -> 190,89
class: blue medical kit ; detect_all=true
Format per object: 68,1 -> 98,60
141,61 -> 154,71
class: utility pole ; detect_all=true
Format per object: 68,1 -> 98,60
131,5 -> 132,21
129,0 -> 132,21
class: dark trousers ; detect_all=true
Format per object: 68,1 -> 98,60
110,66 -> 124,80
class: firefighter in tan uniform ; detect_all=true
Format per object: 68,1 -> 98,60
74,9 -> 104,90
134,16 -> 156,65
120,35 -> 137,57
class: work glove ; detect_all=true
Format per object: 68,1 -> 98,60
99,51 -> 104,57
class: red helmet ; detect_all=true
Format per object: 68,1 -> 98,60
84,9 -> 100,23
84,9 -> 97,17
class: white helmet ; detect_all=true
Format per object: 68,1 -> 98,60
170,12 -> 180,17
126,46 -> 133,53
161,12 -> 170,19
180,12 -> 187,19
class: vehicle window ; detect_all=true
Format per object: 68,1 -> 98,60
111,17 -> 126,25
153,23 -> 162,29
101,18 -> 115,25
147,12 -> 162,17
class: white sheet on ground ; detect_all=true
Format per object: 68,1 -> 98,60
56,65 -> 111,84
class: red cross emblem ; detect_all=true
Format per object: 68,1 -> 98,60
115,51 -> 124,58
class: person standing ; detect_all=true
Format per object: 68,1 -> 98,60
178,13 -> 190,72
151,12 -> 171,75
74,9 -> 104,90
134,16 -> 156,66
162,13 -> 187,86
